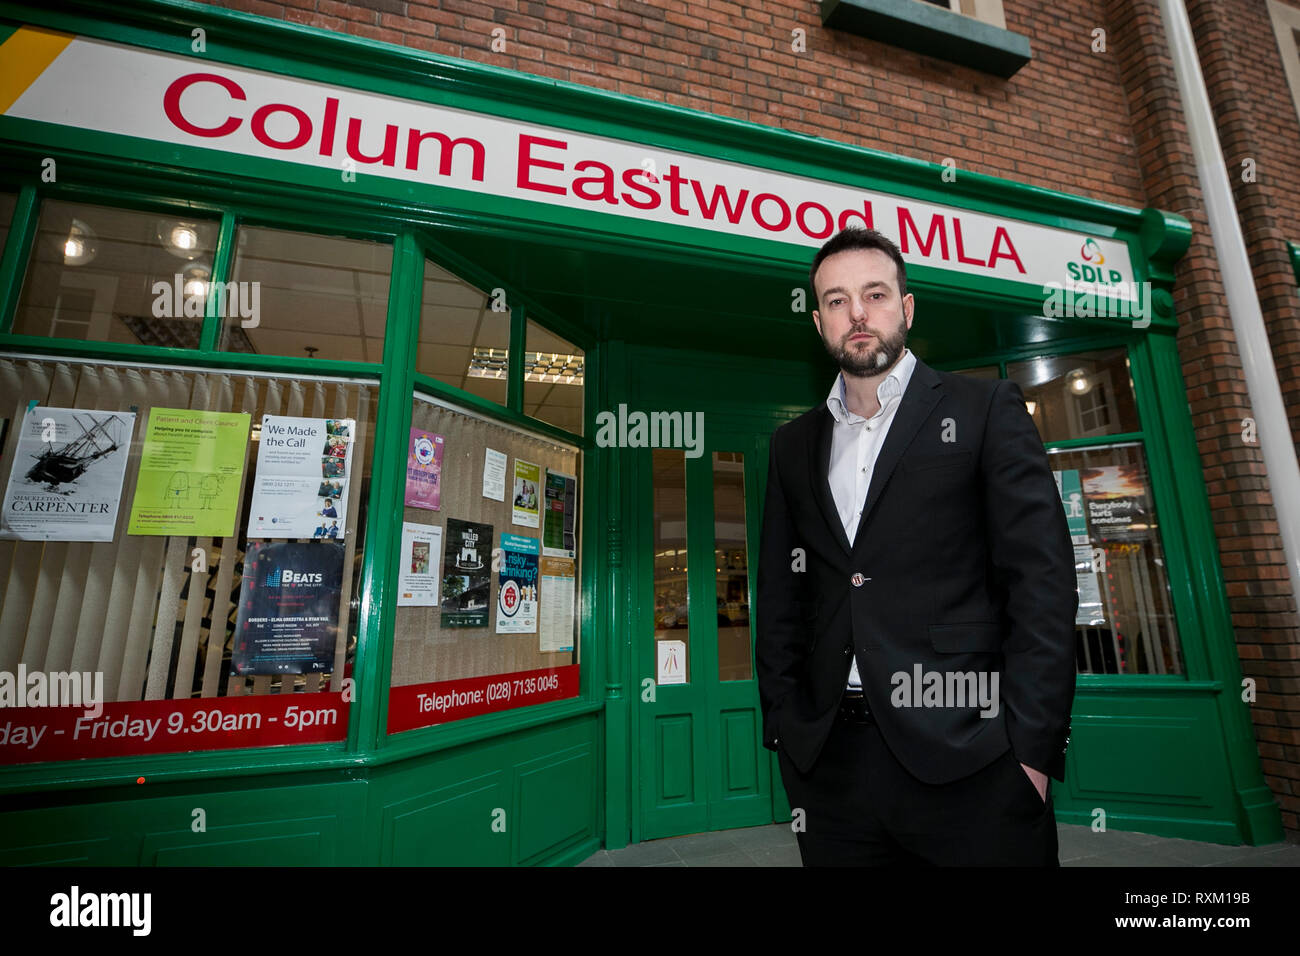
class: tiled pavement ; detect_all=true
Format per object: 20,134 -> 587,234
578,823 -> 1300,867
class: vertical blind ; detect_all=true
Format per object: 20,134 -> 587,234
0,357 -> 375,704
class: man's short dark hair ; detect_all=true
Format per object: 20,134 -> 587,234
809,227 -> 908,304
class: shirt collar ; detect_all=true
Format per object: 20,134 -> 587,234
825,348 -> 917,423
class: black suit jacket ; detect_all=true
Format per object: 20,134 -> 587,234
756,357 -> 1077,784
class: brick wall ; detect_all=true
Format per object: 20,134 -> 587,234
197,0 -> 1300,837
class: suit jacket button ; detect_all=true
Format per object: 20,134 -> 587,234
850,572 -> 868,587
844,646 -> 851,655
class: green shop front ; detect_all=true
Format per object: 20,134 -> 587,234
0,0 -> 1282,864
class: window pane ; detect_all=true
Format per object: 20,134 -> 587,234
1049,442 -> 1182,676
714,451 -> 752,681
418,258 -> 509,406
388,392 -> 581,733
524,320 -> 584,434
0,357 -> 377,763
1007,349 -> 1140,442
221,226 -> 391,362
0,192 -> 17,255
12,200 -> 219,346
653,448 -> 689,684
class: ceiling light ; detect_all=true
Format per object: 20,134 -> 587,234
62,219 -> 96,266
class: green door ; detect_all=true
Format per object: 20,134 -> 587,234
634,404 -> 816,840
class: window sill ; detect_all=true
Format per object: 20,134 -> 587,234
820,0 -> 1032,78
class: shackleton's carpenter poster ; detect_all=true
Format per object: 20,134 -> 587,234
1,406 -> 136,542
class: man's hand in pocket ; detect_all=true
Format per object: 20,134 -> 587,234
1020,762 -> 1048,803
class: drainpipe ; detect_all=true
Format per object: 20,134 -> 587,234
1157,0 -> 1300,617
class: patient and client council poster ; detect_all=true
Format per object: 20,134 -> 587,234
249,415 -> 354,540
126,408 -> 248,537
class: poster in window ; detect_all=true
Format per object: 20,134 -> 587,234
231,540 -> 345,675
497,534 -> 539,633
404,428 -> 444,511
1055,468 -> 1105,627
249,415 -> 354,539
482,447 -> 506,501
543,469 -> 578,558
127,408 -> 249,537
441,518 -> 493,627
1081,464 -> 1151,543
539,555 -> 576,652
512,459 -> 540,528
398,521 -> 443,607
1,406 -> 135,542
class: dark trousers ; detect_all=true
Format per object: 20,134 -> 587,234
777,705 -> 1060,866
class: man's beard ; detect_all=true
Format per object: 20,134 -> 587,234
822,312 -> 907,377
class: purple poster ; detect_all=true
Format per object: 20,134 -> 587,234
405,428 -> 444,511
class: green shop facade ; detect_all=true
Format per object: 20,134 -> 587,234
0,0 -> 1282,865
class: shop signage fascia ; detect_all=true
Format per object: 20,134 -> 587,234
0,0 -> 1190,329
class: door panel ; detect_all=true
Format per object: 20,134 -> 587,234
637,429 -> 775,839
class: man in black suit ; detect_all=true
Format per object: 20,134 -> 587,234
756,227 -> 1077,866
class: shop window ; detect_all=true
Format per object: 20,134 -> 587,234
524,320 -> 584,435
387,390 -> 580,734
920,0 -> 1006,27
417,258 -> 510,406
0,356 -> 377,764
220,226 -> 391,363
0,192 -> 17,255
11,200 -> 220,346
1006,349 -> 1140,443
822,0 -> 1031,78
1047,442 -> 1182,676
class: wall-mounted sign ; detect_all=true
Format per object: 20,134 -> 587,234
3,27 -> 1136,294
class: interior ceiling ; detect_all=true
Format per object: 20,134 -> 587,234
446,230 -> 1106,369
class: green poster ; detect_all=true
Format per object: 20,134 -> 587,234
128,408 -> 251,537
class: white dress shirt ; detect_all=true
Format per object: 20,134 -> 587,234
824,348 -> 917,689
